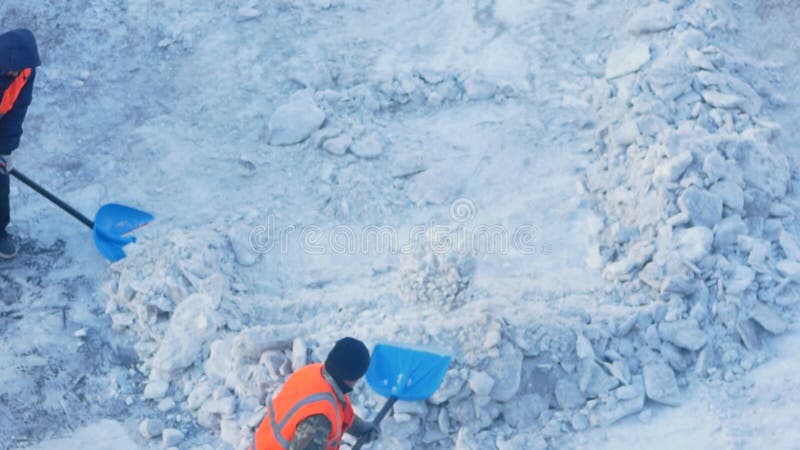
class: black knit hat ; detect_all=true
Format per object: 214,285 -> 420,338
324,337 -> 371,382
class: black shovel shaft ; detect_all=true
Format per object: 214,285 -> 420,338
352,396 -> 397,450
10,169 -> 94,229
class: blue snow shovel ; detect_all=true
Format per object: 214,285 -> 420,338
352,343 -> 452,450
10,169 -> 153,262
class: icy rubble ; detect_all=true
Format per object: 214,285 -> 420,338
268,90 -> 326,145
626,3 -> 677,35
398,240 -> 472,311
106,226 -> 667,448
162,428 -> 185,447
139,418 -> 164,439
101,2 -> 800,449
605,43 -> 651,80
582,0 -> 798,429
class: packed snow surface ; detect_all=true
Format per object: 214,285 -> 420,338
2,0 -> 800,449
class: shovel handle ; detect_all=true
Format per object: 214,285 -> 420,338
352,396 -> 397,450
10,168 -> 94,229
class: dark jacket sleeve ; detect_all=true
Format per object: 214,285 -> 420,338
0,68 -> 36,155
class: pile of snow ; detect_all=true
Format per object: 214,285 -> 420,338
104,223 -> 619,448
398,237 -> 473,311
581,0 -> 797,396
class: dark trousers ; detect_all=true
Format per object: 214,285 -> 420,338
0,173 -> 9,233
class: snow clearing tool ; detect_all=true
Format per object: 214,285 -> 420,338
10,168 -> 153,262
353,343 -> 451,449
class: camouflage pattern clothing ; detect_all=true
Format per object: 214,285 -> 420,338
287,368 -> 347,450
287,368 -> 377,449
289,414 -> 332,450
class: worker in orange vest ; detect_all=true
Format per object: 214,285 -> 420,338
0,28 -> 40,259
250,337 -> 381,449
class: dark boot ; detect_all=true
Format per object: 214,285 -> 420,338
0,231 -> 16,259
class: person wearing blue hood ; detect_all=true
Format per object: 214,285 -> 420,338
0,29 -> 40,258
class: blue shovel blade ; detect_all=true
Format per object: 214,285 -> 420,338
365,343 -> 451,401
92,203 -> 154,262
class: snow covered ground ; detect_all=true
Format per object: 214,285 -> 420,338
571,329 -> 800,450
29,330 -> 800,450
1,0 -> 799,449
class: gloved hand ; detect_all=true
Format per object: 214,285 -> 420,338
360,422 -> 381,444
0,154 -> 12,175
350,416 -> 381,444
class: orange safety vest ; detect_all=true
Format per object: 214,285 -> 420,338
251,363 -> 355,450
0,68 -> 32,115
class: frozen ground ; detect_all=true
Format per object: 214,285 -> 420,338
0,0 -> 799,449
26,330 -> 800,450
571,330 -> 800,450
22,420 -> 139,450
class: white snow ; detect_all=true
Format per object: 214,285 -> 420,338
652,151 -> 693,184
627,3 -> 676,34
268,90 -> 326,145
236,7 -> 262,22
658,319 -> 707,351
643,361 -> 682,406
162,428 -> 184,447
20,420 -> 139,450
677,187 -> 724,228
676,226 -> 714,263
138,418 -> 164,439
702,90 -> 745,109
321,132 -> 352,156
2,0 -> 800,449
349,133 -> 384,159
605,43 -> 651,79
570,332 -> 800,450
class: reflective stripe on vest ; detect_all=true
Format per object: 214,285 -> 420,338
0,68 -> 31,115
267,392 -> 342,448
250,363 -> 353,450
